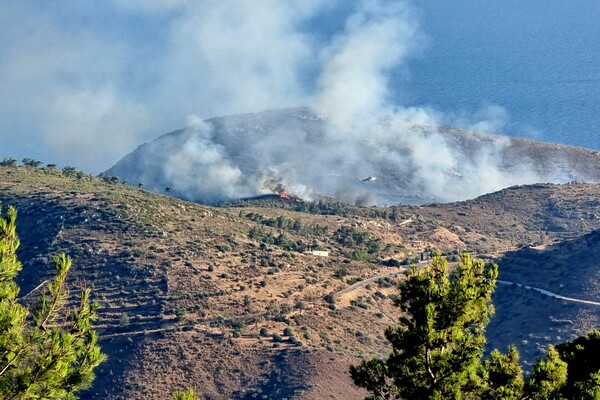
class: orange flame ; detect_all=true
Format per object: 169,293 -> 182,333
277,192 -> 303,203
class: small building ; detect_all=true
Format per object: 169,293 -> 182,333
306,250 -> 329,257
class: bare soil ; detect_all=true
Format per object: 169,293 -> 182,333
3,166 -> 600,398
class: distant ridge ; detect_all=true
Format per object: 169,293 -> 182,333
106,108 -> 600,206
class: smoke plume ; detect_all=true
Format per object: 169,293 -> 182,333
3,0 -> 586,204
128,0 -> 552,205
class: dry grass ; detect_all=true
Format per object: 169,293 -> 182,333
3,166 -> 600,398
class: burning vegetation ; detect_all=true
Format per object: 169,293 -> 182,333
278,192 -> 303,203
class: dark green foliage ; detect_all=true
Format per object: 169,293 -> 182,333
350,253 -> 600,399
62,166 -> 78,177
334,268 -> 348,279
382,258 -> 401,267
175,308 -> 187,322
573,373 -> 600,400
119,313 -> 131,328
0,205 -> 106,399
283,327 -> 293,337
100,174 -> 121,184
21,158 -> 42,168
246,213 -> 327,253
246,212 -> 328,238
333,226 -> 380,260
351,254 -> 498,399
293,200 -> 359,217
480,346 -> 524,399
555,329 -> 600,399
324,294 -> 335,305
0,158 -> 17,167
524,346 -> 567,399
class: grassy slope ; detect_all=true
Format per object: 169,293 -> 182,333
3,166 -> 600,397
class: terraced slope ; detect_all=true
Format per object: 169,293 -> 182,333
3,165 -> 600,397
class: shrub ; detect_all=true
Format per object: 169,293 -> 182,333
120,313 -> 131,328
175,308 -> 187,322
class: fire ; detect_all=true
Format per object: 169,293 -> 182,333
278,192 -> 303,203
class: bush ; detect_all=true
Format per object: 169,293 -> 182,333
175,308 -> 187,322
120,313 -> 131,328
334,268 -> 348,279
324,294 -> 336,304
289,336 -> 302,346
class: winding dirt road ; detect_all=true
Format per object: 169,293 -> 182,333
497,280 -> 600,306
332,268 -> 600,307
333,269 -> 406,298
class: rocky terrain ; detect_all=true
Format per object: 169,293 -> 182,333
2,165 -> 600,398
106,108 -> 600,206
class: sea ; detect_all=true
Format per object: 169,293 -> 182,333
402,0 -> 600,150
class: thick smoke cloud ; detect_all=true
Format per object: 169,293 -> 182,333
124,1 -> 556,205
163,116 -> 246,200
2,0 -> 570,204
317,1 -> 420,123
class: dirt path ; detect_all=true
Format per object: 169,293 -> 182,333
332,266 -> 600,307
333,269 -> 406,298
497,280 -> 600,306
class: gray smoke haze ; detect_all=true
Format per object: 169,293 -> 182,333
2,0 -> 588,204
123,0 -> 558,205
109,104 -> 596,206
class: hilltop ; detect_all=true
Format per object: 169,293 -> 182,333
2,165 -> 600,398
106,108 -> 600,206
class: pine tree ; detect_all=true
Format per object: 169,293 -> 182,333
480,346 -> 524,399
524,346 -> 567,399
350,252 -> 600,399
554,329 -> 600,399
0,205 -> 106,399
173,388 -> 199,400
350,254 -> 498,399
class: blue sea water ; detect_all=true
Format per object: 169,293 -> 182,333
403,0 -> 600,150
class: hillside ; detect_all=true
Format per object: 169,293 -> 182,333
105,108 -> 600,206
2,165 -> 600,398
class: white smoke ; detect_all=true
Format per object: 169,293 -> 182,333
317,1 -> 421,125
159,0 -> 327,119
308,0 -> 538,203
45,89 -> 154,169
2,0 -> 568,204
163,116 -> 248,201
109,0 -> 554,205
